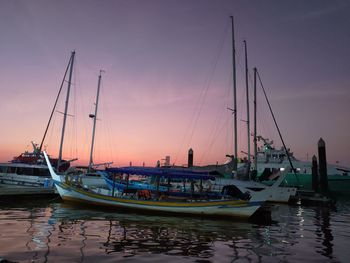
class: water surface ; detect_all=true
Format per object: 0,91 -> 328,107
0,197 -> 349,262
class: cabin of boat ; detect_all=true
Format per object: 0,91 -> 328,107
0,162 -> 52,187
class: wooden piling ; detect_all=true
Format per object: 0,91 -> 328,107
318,138 -> 328,194
311,155 -> 318,192
188,148 -> 193,167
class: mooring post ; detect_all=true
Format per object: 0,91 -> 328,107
188,148 -> 193,168
311,155 -> 318,193
318,138 -> 328,194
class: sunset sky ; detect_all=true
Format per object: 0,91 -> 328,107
0,0 -> 349,167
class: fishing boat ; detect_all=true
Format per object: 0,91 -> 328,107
250,136 -> 350,195
102,164 -> 296,203
44,152 -> 276,219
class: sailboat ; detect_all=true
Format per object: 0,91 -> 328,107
64,70 -> 110,188
190,17 -> 296,203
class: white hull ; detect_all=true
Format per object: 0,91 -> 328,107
215,178 -> 296,203
0,173 -> 53,188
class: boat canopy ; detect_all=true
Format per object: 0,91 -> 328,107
106,166 -> 216,180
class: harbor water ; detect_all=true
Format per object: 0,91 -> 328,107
0,197 -> 349,262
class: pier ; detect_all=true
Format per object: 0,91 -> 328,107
0,185 -> 57,197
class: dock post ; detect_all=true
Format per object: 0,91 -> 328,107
188,148 -> 193,167
318,138 -> 328,194
311,155 -> 318,192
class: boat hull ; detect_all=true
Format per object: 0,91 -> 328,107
262,173 -> 350,196
0,173 -> 53,188
54,182 -> 263,219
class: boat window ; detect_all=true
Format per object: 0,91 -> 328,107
7,167 -> 16,173
16,167 -> 34,175
0,166 -> 8,173
33,168 -> 50,177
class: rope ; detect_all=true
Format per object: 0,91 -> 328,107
256,69 -> 299,184
173,19 -> 231,165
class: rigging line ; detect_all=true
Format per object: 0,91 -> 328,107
186,19 -> 231,146
256,69 -> 298,181
101,83 -> 115,164
199,76 -> 232,164
201,113 -> 231,164
74,56 -> 81,159
69,56 -> 78,159
39,54 -> 72,152
173,19 -> 231,164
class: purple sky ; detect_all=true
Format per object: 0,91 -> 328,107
0,0 -> 349,167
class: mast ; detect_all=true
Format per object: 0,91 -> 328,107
230,16 -> 238,171
57,51 -> 75,171
244,40 -> 251,165
39,55 -> 72,153
88,70 -> 103,172
253,67 -> 258,172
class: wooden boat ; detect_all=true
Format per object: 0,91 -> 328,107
44,152 -> 276,219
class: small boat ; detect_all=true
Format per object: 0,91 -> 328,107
44,152 -> 276,219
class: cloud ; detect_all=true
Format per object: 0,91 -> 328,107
286,1 -> 350,21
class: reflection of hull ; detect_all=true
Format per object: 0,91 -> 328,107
54,182 -> 263,219
262,173 -> 350,195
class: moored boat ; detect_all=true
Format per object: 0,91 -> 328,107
250,136 -> 350,195
44,152 -> 273,219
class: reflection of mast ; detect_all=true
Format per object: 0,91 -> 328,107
25,208 -> 54,262
79,221 -> 87,262
57,51 -> 75,171
88,70 -> 103,172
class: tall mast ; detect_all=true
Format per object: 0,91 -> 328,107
39,55 -> 72,153
230,16 -> 238,171
253,67 -> 257,172
57,51 -> 75,171
244,40 -> 251,164
88,70 -> 103,172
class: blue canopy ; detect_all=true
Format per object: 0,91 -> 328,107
106,166 -> 216,180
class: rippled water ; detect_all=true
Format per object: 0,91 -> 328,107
0,197 -> 349,262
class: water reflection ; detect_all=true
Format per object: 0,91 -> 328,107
50,203 -> 267,261
0,199 -> 349,262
